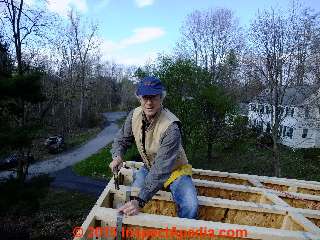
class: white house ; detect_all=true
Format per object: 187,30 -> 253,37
248,85 -> 320,149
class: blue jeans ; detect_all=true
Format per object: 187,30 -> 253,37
132,166 -> 199,219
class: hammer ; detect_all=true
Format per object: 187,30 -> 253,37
113,164 -> 122,190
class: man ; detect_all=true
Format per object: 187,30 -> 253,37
109,76 -> 198,219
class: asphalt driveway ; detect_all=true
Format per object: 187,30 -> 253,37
0,112 -> 127,196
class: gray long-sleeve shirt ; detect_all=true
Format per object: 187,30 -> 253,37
111,109 -> 181,203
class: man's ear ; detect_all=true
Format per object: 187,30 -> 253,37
135,93 -> 142,102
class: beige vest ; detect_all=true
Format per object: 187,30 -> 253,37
132,107 -> 188,170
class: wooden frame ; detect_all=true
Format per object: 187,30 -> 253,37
74,162 -> 320,240
121,162 -> 320,211
124,161 -> 320,195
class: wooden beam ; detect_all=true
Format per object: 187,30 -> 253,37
288,186 -> 298,193
73,207 -> 97,240
74,176 -> 320,240
94,207 -> 320,240
288,212 -> 320,234
248,178 -> 264,188
123,161 -> 320,193
120,168 -> 320,203
262,191 -> 291,207
111,185 -> 320,220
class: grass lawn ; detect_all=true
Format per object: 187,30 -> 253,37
189,137 -> 320,182
65,127 -> 102,149
27,126 -> 103,163
2,125 -> 318,239
73,131 -> 320,182
0,175 -> 96,240
73,143 -> 139,180
115,116 -> 127,127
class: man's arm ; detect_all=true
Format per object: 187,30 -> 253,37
110,110 -> 135,159
138,122 -> 181,203
109,110 -> 135,172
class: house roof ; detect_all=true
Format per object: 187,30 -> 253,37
254,85 -> 320,106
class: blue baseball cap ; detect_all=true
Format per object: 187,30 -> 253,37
136,76 -> 164,96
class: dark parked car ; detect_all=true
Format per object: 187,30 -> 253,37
44,135 -> 65,153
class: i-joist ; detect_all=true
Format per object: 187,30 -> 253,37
74,161 -> 320,240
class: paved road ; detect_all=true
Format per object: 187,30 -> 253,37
0,112 -> 127,182
50,166 -> 108,196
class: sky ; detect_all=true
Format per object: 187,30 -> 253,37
28,0 -> 320,66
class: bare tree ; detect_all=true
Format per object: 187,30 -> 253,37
249,5 -> 319,177
0,0 -> 49,74
67,10 -> 98,126
177,8 -> 243,161
51,10 -> 99,128
307,10 -> 320,84
0,0 -> 51,181
178,8 -> 244,87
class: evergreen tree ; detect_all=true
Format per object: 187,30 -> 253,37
0,36 -> 46,181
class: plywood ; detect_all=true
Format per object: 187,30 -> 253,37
308,218 -> 320,228
142,199 -> 288,230
121,166 -> 320,212
77,206 -> 320,240
193,174 -> 252,186
282,197 -> 320,211
263,183 -> 289,192
123,161 -> 320,199
109,185 -> 320,233
74,162 -> 320,240
197,186 -> 261,203
298,188 -> 320,196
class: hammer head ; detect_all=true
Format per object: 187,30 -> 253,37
113,163 -> 123,190
114,172 -> 120,190
114,173 -> 119,190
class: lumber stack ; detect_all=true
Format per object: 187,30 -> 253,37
74,161 -> 320,240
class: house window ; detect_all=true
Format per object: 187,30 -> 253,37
259,105 -> 264,114
250,104 -> 257,112
302,129 -> 308,138
290,108 -> 294,117
282,126 -> 287,137
266,123 -> 271,133
285,107 -> 289,116
279,125 -> 283,137
305,107 -> 309,118
279,106 -> 284,116
287,127 -> 293,139
265,106 -> 270,114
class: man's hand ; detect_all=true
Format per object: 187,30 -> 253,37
118,200 -> 140,216
109,156 -> 123,173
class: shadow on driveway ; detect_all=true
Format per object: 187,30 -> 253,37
50,166 -> 109,197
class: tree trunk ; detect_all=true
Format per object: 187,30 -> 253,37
206,117 -> 215,161
79,91 -> 83,127
207,141 -> 212,161
272,141 -> 281,177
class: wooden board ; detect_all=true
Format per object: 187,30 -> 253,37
123,161 -> 320,197
74,162 -> 320,240
120,166 -> 320,212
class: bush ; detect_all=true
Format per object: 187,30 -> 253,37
0,175 -> 52,216
300,148 -> 320,160
86,112 -> 104,128
73,144 -> 140,179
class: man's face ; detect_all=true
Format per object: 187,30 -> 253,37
140,94 -> 161,119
